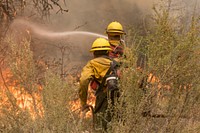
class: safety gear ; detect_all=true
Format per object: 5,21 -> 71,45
94,59 -> 120,111
109,45 -> 124,58
79,56 -> 120,131
79,57 -> 112,107
105,60 -> 119,92
106,21 -> 125,34
90,38 -> 112,52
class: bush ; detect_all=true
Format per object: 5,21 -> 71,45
0,1 -> 200,133
108,1 -> 200,133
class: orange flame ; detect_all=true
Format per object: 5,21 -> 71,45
0,68 -> 96,119
69,86 -> 96,118
0,68 -> 43,119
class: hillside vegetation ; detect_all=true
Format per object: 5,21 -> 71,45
0,1 -> 200,133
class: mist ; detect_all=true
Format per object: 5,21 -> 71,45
49,0 -> 156,31
9,0 -> 200,75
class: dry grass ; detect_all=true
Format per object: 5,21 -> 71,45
0,1 -> 200,133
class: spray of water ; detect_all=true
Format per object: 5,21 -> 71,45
12,19 -> 107,39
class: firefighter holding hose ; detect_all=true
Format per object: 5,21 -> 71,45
79,38 -> 120,131
106,21 -> 126,61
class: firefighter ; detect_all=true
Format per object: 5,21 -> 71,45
79,38 -> 119,131
106,21 -> 126,60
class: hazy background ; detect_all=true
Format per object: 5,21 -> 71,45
9,0 -> 200,75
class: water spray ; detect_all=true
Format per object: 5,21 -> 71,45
12,19 -> 108,39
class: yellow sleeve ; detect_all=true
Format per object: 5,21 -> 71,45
79,61 -> 94,107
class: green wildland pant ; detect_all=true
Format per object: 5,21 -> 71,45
94,89 -> 119,131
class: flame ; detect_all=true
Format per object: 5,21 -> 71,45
0,67 -> 96,120
0,68 -> 43,119
69,86 -> 96,118
148,73 -> 159,84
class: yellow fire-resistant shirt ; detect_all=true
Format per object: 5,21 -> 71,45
79,56 -> 112,107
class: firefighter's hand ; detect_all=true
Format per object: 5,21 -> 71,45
81,104 -> 90,112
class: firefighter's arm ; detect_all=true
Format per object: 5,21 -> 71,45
78,62 -> 94,108
79,79 -> 90,107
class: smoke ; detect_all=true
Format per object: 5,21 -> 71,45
33,0 -> 157,58
49,0 -> 157,32
10,0 -> 177,76
7,0 -> 158,75
10,0 -> 200,75
8,0 -> 200,76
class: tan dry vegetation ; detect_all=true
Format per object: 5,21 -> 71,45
0,1 -> 200,133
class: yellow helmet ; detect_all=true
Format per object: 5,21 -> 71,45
90,38 -> 112,52
106,21 -> 125,34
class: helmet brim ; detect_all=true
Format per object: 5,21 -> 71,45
106,30 -> 126,35
90,47 -> 112,52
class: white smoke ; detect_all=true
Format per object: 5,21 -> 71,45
49,0 -> 157,32
10,0 -> 200,75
